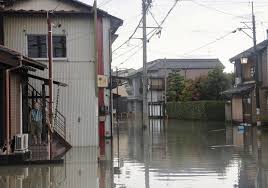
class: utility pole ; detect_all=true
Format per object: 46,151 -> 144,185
142,0 -> 149,128
47,12 -> 53,159
252,2 -> 261,126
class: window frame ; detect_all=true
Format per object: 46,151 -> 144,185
150,78 -> 165,90
26,34 -> 67,60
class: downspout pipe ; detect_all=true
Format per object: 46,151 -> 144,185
5,55 -> 23,155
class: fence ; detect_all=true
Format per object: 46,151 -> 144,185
166,101 -> 225,121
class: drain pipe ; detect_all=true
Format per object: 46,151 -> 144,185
5,55 -> 23,155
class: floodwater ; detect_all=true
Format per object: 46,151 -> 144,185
0,119 -> 268,188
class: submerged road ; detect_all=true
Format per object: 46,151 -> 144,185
0,119 -> 267,188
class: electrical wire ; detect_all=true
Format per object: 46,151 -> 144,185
180,30 -> 235,56
112,17 -> 143,53
99,0 -> 113,7
113,43 -> 142,60
113,0 -> 181,67
190,0 -> 250,20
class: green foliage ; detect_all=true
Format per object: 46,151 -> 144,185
166,68 -> 233,102
166,71 -> 185,102
167,101 -> 225,121
200,68 -> 231,100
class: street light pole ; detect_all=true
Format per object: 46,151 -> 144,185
252,2 -> 261,126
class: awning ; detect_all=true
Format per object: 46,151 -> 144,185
112,85 -> 128,97
0,45 -> 47,70
28,74 -> 67,87
222,84 -> 254,96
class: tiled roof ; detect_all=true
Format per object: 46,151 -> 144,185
230,40 -> 268,62
146,59 -> 224,70
221,84 -> 255,95
128,58 -> 224,77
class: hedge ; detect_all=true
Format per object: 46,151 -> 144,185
166,101 -> 225,121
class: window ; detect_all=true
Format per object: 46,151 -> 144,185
53,36 -> 66,58
27,35 -> 47,58
150,78 -> 164,90
27,35 -> 66,58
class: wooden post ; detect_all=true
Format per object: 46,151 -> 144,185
42,84 -> 47,143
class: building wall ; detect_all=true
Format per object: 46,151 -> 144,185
261,48 -> 268,87
5,0 -> 88,12
102,18 -> 112,138
232,96 -> 243,122
150,68 -> 212,80
147,90 -> 163,103
3,14 -> 112,146
259,88 -> 268,120
10,73 -> 22,138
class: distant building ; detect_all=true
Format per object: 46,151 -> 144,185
125,58 -> 224,117
223,40 -> 268,124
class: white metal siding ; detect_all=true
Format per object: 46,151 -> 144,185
4,15 -> 100,146
102,18 -> 112,137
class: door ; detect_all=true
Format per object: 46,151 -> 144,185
242,94 -> 252,123
0,70 -> 4,146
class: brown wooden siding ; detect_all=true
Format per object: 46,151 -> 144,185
10,73 -> 21,138
232,96 -> 243,122
261,48 -> 268,87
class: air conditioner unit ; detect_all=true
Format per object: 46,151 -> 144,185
15,134 -> 29,153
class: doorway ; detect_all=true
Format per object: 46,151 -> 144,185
0,70 -> 4,146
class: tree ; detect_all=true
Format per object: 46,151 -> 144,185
166,68 -> 233,102
200,68 -> 230,100
166,71 -> 184,102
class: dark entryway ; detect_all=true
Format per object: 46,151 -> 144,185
0,69 -> 4,146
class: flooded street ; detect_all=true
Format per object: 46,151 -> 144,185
1,119 -> 268,188
113,119 -> 268,188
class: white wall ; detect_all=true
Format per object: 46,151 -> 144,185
3,14 -> 110,146
102,18 -> 112,138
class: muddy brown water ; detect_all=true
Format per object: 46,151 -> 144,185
0,119 -> 268,188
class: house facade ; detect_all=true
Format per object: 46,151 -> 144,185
223,40 -> 268,125
126,58 -> 224,117
0,0 -> 122,146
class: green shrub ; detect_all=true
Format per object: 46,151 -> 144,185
166,101 -> 225,121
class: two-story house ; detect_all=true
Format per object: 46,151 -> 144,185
0,0 -> 122,148
223,40 -> 268,124
126,58 -> 224,118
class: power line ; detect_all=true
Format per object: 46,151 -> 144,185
180,30 -> 235,56
99,0 -> 113,7
113,43 -> 142,60
160,0 -> 180,25
113,0 -> 180,67
190,0 -> 250,20
112,16 -> 143,53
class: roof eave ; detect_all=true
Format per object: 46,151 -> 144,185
230,40 -> 268,62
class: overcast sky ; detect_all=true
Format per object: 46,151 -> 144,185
82,0 -> 268,72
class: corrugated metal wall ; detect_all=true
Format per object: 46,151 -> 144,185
4,14 -> 105,146
102,18 -> 112,138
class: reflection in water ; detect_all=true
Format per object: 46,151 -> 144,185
1,120 -> 268,188
113,119 -> 268,188
0,147 -> 100,188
